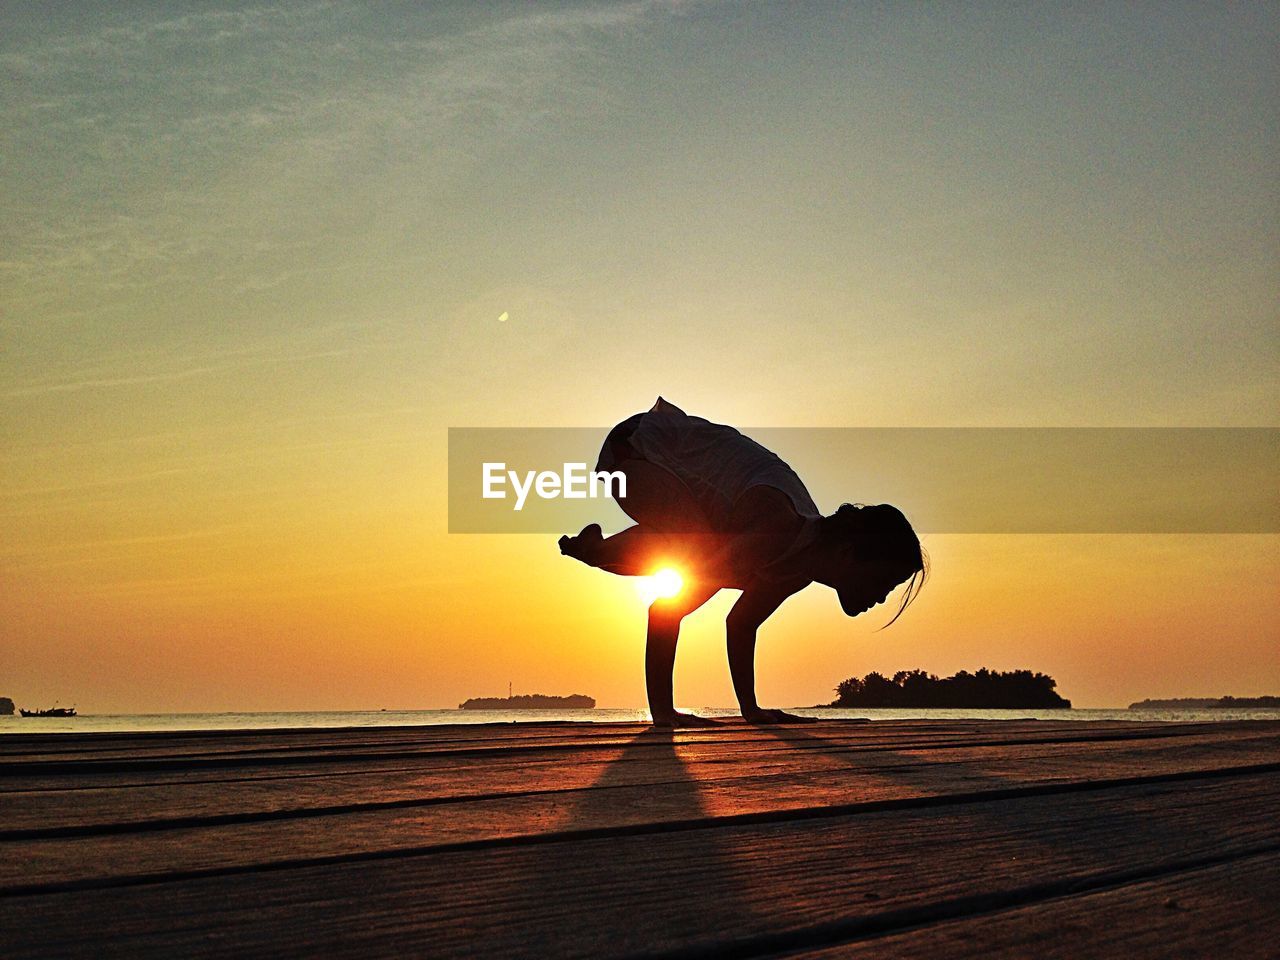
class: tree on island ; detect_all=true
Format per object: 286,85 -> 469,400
831,668 -> 1071,709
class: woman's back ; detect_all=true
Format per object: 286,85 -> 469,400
596,397 -> 821,533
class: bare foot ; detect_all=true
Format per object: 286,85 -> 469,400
651,711 -> 722,728
558,523 -> 603,561
742,708 -> 820,725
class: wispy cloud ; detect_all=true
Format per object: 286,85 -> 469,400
2,337 -> 400,398
2,1 -> 696,317
1,429 -> 430,501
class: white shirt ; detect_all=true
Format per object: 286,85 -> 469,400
597,397 -> 822,533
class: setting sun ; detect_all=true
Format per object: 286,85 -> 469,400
637,567 -> 684,604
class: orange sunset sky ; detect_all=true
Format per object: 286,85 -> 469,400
3,2 -> 1277,713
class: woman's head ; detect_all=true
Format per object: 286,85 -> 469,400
816,503 -> 927,625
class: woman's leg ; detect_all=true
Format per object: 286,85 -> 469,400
559,524 -> 666,575
613,458 -> 709,533
560,458 -> 715,574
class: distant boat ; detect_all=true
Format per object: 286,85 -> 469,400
459,694 -> 595,710
19,706 -> 77,718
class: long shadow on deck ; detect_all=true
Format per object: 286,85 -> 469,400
513,727 -> 757,958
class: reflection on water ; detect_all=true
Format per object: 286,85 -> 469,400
2,706 -> 1278,735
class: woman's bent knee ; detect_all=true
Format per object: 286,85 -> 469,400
616,459 -> 708,532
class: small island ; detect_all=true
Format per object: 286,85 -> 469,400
1129,696 -> 1280,710
0,696 -> 13,716
459,693 -> 596,710
830,668 -> 1071,709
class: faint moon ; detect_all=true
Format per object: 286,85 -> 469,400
498,311 -> 509,322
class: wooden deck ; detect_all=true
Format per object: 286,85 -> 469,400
2,718 -> 1278,958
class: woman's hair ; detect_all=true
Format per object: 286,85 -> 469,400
818,503 -> 928,627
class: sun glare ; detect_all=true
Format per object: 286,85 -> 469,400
637,567 -> 684,604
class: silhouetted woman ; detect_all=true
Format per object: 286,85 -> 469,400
559,398 -> 926,727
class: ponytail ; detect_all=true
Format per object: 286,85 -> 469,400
820,502 -> 928,626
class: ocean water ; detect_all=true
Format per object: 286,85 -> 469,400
3,706 -> 1279,735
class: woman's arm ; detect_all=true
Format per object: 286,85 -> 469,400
647,582 -> 721,727
706,485 -> 810,586
725,579 -> 814,723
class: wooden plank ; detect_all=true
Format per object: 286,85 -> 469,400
4,736 -> 1278,888
0,727 -> 660,762
0,718 -> 1132,755
2,727 -> 1277,836
4,723 -> 1271,801
783,852 -> 1280,959
0,720 -> 655,754
0,719 -> 1249,768
1,771 -> 1275,959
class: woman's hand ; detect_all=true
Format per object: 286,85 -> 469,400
742,707 -> 819,724
651,711 -> 722,728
